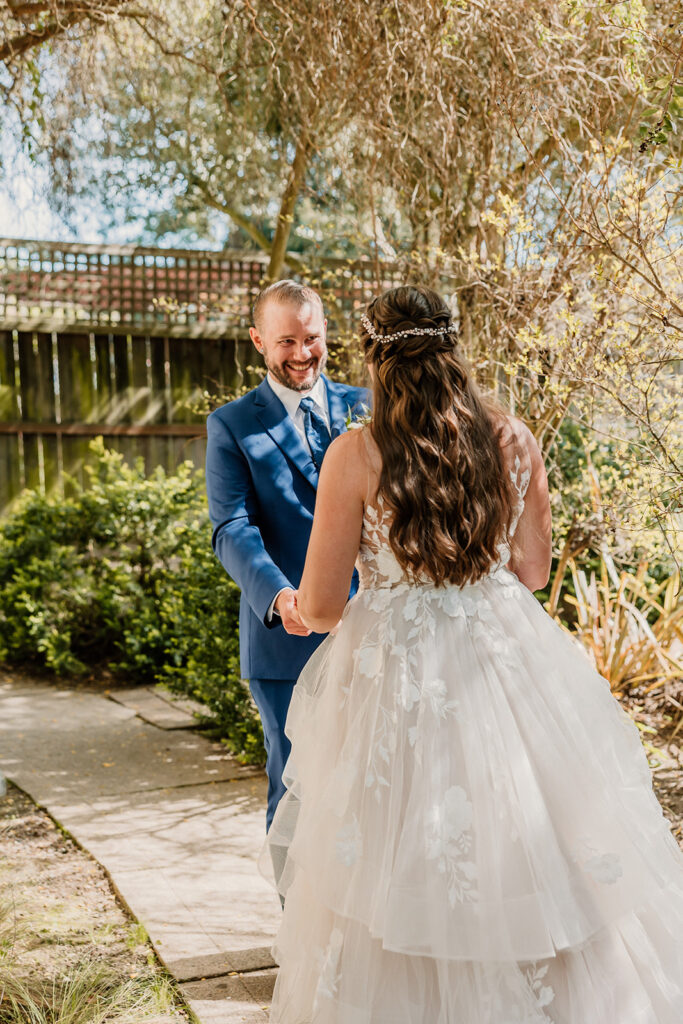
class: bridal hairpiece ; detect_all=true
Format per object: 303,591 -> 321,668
360,312 -> 457,344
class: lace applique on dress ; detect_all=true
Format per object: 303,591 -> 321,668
508,451 -> 531,536
356,494 -> 413,593
356,452 -> 530,592
425,784 -> 478,906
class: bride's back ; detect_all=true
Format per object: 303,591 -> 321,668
359,285 -> 545,589
356,420 -> 540,592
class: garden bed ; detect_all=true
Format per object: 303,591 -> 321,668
622,680 -> 683,850
0,782 -> 190,1024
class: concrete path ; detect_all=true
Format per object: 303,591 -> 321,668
0,670 -> 281,1023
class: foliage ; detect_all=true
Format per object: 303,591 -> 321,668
0,440 -> 264,764
562,553 -> 683,694
0,960 -> 177,1024
0,2 -> 134,66
6,0 -> 679,554
0,896 -> 23,963
3,3 -> 680,269
543,420 -> 681,622
1,431 -> 681,742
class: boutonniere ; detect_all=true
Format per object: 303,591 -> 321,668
344,403 -> 372,431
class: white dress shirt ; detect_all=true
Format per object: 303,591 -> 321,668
266,373 -> 331,621
266,372 -> 331,446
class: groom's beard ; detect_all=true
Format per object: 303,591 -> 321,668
266,349 -> 328,392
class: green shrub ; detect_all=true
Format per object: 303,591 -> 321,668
0,440 -> 264,765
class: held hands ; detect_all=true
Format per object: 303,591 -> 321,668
275,588 -> 312,636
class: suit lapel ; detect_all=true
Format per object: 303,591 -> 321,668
253,378 -> 319,490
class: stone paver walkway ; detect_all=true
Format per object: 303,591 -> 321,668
0,671 -> 281,1023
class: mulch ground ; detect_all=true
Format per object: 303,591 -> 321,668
623,681 -> 683,850
0,782 -> 189,1021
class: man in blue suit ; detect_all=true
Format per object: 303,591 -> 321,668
206,280 -> 369,830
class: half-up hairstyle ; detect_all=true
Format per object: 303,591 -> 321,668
362,285 -> 516,587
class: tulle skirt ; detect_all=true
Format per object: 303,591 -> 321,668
265,568 -> 683,1022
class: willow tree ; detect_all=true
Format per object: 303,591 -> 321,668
1,0 -> 392,278
340,0 -> 682,559
3,0 -> 681,557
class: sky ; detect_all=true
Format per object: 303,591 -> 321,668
2,174 -> 83,243
0,128 -> 227,250
0,120 -> 120,243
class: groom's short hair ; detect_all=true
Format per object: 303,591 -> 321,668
252,280 -> 324,333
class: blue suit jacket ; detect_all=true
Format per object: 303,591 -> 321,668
206,375 -> 370,680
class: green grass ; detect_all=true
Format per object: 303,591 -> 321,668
0,872 -> 184,1024
124,923 -> 149,950
0,961 -> 179,1024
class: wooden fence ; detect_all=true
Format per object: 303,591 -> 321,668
0,237 -> 399,334
0,327 -> 262,510
0,238 -> 402,511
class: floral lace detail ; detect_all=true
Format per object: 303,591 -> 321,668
488,962 -> 556,1023
573,841 -> 624,885
364,702 -> 396,799
356,454 -> 529,595
336,816 -> 363,867
356,497 -> 411,592
352,482 -> 528,808
313,928 -> 343,1010
357,586 -> 463,797
425,785 -> 478,906
525,964 -> 555,1014
346,463 -> 532,899
508,452 -> 530,536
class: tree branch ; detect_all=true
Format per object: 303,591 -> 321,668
7,2 -> 95,15
266,130 -> 311,282
186,178 -> 270,254
0,0 -> 130,62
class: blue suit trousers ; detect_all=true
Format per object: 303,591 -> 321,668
249,678 -> 296,831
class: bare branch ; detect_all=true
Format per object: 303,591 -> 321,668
0,0 -> 132,62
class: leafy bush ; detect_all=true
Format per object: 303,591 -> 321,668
0,440 -> 264,765
546,419 -> 679,580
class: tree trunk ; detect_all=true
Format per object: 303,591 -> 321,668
266,132 -> 311,283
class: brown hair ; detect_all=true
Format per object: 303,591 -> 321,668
252,279 -> 324,332
362,285 -> 516,587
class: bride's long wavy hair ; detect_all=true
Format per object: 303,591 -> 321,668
362,285 -> 516,586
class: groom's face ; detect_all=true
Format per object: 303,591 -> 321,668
250,299 -> 328,392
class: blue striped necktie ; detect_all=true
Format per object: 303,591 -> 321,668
299,396 -> 331,471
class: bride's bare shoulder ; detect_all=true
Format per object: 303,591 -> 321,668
326,424 -> 368,455
494,414 -> 539,460
324,426 -> 380,503
323,426 -> 373,479
327,424 -> 378,459
494,412 -> 527,445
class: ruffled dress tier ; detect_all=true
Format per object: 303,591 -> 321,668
266,481 -> 683,1022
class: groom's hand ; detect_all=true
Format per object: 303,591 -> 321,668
274,588 -> 312,636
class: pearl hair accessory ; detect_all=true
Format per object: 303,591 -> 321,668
360,312 -> 457,344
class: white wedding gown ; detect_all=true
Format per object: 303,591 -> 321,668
265,460 -> 683,1023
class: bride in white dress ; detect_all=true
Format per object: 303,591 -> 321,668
265,285 -> 683,1023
